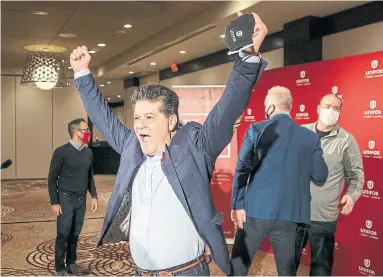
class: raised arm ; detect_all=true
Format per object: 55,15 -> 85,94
70,46 -> 132,154
197,13 -> 268,160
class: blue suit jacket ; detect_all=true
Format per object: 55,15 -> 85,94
74,57 -> 267,274
231,114 -> 328,225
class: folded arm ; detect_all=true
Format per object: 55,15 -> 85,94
197,54 -> 267,160
343,136 -> 364,203
310,135 -> 329,186
232,124 -> 258,210
74,70 -> 132,154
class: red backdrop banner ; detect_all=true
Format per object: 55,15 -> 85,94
174,86 -> 238,239
236,51 -> 383,276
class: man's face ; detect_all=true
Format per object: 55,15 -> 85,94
76,121 -> 89,139
317,95 -> 342,115
134,100 -> 175,156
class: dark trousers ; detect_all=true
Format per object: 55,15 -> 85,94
230,218 -> 298,276
295,220 -> 337,276
55,192 -> 86,272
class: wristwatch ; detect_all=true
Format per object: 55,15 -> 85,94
92,196 -> 98,199
242,49 -> 261,58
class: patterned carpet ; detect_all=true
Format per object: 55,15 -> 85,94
1,176 -> 309,276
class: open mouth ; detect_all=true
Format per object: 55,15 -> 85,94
139,134 -> 151,143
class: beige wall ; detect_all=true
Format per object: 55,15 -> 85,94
53,86 -> 87,149
15,77 -> 53,179
323,22 -> 383,60
1,77 -> 16,179
140,73 -> 160,85
125,87 -> 135,129
1,74 -> 112,179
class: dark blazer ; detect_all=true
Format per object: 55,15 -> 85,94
74,57 -> 267,274
231,114 -> 328,225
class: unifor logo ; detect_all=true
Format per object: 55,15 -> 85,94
371,60 -> 378,69
368,140 -> 375,150
367,180 -> 374,189
366,220 -> 372,229
332,86 -> 338,94
299,105 -> 305,112
370,100 -> 377,109
247,109 -> 252,115
236,30 -> 243,37
364,259 -> 371,268
300,71 -> 305,78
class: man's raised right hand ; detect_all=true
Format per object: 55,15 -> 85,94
51,204 -> 62,216
70,46 -> 91,73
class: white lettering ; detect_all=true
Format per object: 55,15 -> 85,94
364,110 -> 382,115
366,69 -> 383,75
362,190 -> 379,196
363,150 -> 381,155
358,266 -> 376,275
296,79 -> 310,84
360,228 -> 378,236
296,113 -> 309,117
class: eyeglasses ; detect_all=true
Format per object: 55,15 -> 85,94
78,128 -> 90,132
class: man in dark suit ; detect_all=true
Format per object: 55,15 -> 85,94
70,13 -> 268,276
231,86 -> 328,276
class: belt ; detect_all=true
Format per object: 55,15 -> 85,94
60,191 -> 86,199
136,254 -> 211,276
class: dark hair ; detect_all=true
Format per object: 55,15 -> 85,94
131,85 -> 180,127
68,118 -> 86,138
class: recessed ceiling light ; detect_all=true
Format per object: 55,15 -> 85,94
100,84 -> 104,87
60,33 -> 76,38
68,66 -> 72,69
107,81 -> 111,84
128,71 -> 134,74
124,24 -> 132,28
98,43 -> 106,47
150,62 -> 156,66
180,50 -> 186,54
117,95 -> 121,98
33,11 -> 48,16
220,34 -> 225,38
89,50 -> 96,54
107,97 -> 111,100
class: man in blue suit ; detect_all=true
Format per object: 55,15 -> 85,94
70,13 -> 268,276
230,86 -> 328,276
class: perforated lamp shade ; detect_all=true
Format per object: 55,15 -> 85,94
20,52 -> 69,90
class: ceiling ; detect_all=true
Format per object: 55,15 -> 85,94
1,1 -> 369,92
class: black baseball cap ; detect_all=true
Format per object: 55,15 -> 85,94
224,14 -> 255,55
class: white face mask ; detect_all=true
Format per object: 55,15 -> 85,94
319,108 -> 340,126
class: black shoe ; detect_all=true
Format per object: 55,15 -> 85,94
66,263 -> 90,275
55,271 -> 70,276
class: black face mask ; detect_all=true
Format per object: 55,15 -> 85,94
265,104 -> 275,120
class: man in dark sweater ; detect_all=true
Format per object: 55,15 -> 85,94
48,118 -> 98,276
